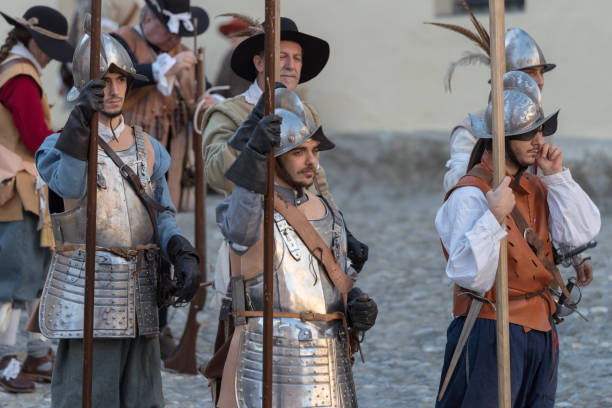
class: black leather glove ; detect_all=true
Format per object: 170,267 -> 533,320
54,79 -> 106,161
346,228 -> 369,273
225,114 -> 282,194
227,82 -> 286,151
347,287 -> 377,332
166,235 -> 201,303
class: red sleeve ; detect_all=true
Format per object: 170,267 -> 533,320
0,75 -> 53,154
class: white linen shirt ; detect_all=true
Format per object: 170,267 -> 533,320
435,168 -> 601,293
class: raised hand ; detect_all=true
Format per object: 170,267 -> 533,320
536,143 -> 563,175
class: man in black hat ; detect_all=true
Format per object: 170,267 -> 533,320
201,16 -> 330,197
111,0 -> 214,211
0,5 -> 73,393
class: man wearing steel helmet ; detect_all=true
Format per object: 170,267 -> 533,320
35,28 -> 200,407
434,71 -> 600,407
441,27 -> 556,192
0,5 -> 74,393
209,88 -> 378,407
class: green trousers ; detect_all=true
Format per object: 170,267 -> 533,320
51,336 -> 164,408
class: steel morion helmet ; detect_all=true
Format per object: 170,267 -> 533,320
505,28 -> 555,73
273,88 -> 334,157
67,14 -> 147,102
470,71 -> 559,139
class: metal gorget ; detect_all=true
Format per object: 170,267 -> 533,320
40,130 -> 159,338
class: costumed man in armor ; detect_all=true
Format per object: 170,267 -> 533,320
0,6 -> 74,393
110,0 -> 215,358
111,0 -> 215,210
35,27 -> 200,407
212,87 -> 378,407
201,16 -> 331,197
430,6 -> 595,286
434,71 -> 600,407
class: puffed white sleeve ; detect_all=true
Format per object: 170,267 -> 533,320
541,169 -> 601,246
435,186 -> 507,292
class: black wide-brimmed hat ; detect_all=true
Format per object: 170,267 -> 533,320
0,6 -> 74,63
231,17 -> 329,84
144,0 -> 208,37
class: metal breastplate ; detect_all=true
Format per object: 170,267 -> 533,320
50,135 -> 154,248
235,199 -> 356,407
244,200 -> 347,315
40,130 -> 159,338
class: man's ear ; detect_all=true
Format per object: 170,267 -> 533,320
253,54 -> 264,74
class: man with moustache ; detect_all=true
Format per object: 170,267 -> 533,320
212,88 -> 377,407
434,71 -> 600,407
201,16 -> 330,197
441,28 -> 555,192
35,31 -> 200,407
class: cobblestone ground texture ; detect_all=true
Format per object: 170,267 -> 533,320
1,149 -> 610,407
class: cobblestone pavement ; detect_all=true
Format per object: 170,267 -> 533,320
1,185 -> 610,407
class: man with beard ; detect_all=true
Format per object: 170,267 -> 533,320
35,30 -> 200,407
211,88 -> 377,407
0,5 -> 74,393
434,71 -> 600,407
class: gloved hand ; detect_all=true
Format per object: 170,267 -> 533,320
54,79 -> 106,161
225,114 -> 282,194
227,82 -> 286,151
346,228 -> 368,273
347,287 -> 377,332
166,235 -> 201,303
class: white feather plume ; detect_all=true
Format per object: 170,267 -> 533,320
444,51 -> 491,92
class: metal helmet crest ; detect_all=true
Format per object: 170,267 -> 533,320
505,28 -> 556,73
273,88 -> 334,157
470,71 -> 559,139
67,14 -> 147,102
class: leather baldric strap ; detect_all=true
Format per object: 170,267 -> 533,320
466,167 -> 572,300
273,190 -> 354,294
97,133 -> 169,244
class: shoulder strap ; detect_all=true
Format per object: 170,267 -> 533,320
97,137 -> 169,244
273,191 -> 353,294
466,166 -> 571,299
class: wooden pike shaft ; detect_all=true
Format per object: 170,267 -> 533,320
263,1 -> 280,406
489,0 -> 511,407
195,46 -> 206,310
83,1 -> 102,407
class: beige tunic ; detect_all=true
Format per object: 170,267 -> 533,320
201,95 -> 331,197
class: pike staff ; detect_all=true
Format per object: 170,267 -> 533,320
488,0 -> 511,406
263,1 -> 280,406
83,1 -> 101,407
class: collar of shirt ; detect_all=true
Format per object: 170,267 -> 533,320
275,184 -> 309,206
98,116 -> 126,143
241,80 -> 262,105
9,42 -> 42,75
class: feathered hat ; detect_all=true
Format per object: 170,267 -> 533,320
426,0 -> 555,92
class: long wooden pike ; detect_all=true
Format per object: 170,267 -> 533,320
83,1 -> 101,407
263,1 -> 280,406
488,0 -> 511,406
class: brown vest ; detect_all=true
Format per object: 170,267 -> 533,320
0,58 -> 48,213
114,26 -> 195,147
444,151 -> 555,332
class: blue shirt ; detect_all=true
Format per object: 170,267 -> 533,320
35,133 -> 181,257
